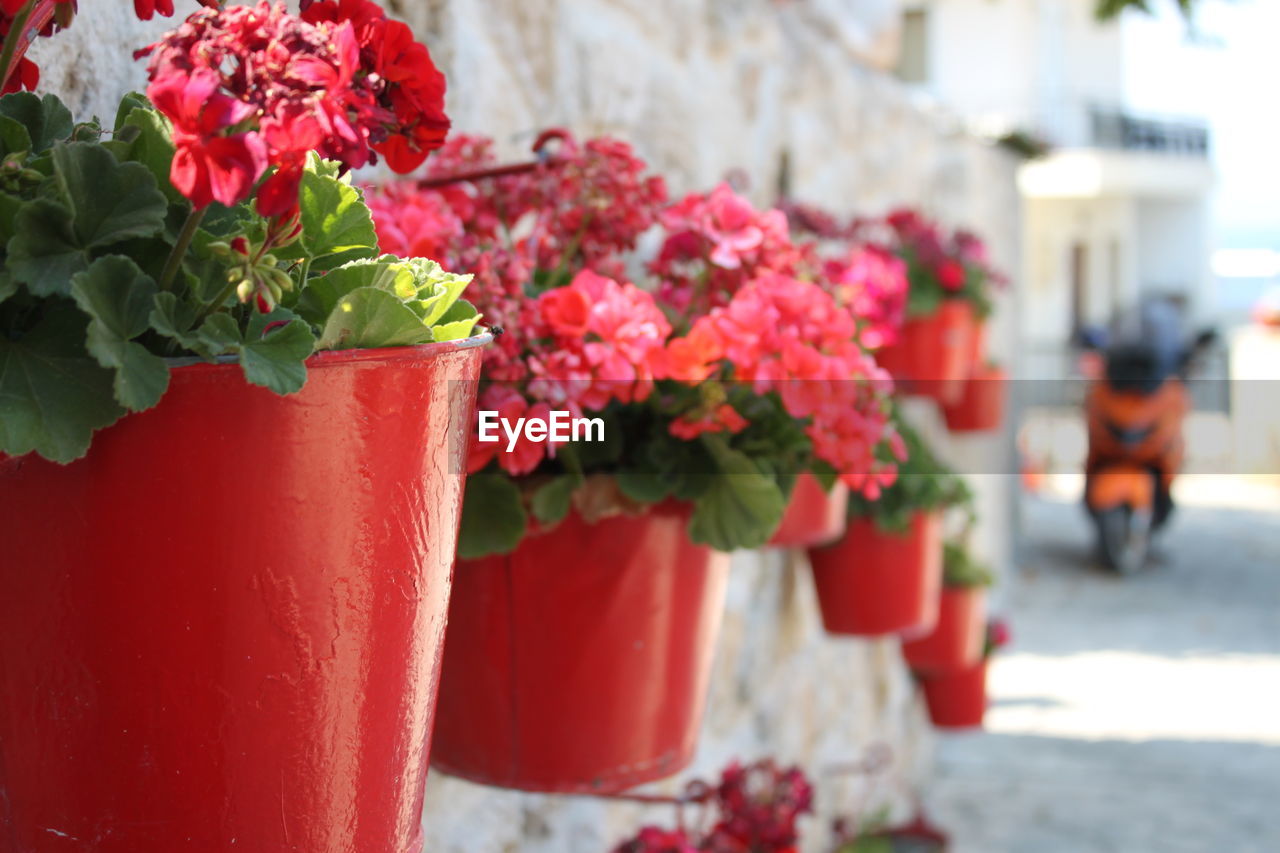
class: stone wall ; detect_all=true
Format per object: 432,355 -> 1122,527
32,2 -> 1020,850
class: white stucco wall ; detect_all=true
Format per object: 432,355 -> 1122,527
31,3 -> 1020,851
1135,197 -> 1213,318
908,0 -> 1126,143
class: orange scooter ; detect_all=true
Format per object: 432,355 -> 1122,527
1079,303 -> 1214,574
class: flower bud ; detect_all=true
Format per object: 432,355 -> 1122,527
55,1 -> 76,28
236,279 -> 256,303
266,267 -> 294,293
265,278 -> 284,305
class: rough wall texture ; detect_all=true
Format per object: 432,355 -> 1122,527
422,548 -> 935,853
32,2 -> 1019,851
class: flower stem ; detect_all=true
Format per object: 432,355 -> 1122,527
158,207 -> 207,293
190,278 -> 239,332
0,3 -> 35,96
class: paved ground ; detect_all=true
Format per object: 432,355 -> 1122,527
928,476 -> 1280,853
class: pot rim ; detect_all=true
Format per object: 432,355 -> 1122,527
162,331 -> 495,370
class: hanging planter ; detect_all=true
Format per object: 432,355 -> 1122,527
0,340 -> 487,853
966,318 -> 989,375
768,472 -> 850,547
875,299 -> 975,404
943,363 -> 1008,433
871,208 -> 1006,405
806,511 -> 944,637
902,586 -> 986,674
431,504 -> 731,793
919,661 -> 989,729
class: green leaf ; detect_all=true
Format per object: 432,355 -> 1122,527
112,92 -> 152,132
430,299 -> 480,342
457,472 -> 528,559
615,470 -> 672,504
70,119 -> 102,143
530,476 -> 575,525
307,155 -> 344,180
810,459 -> 839,491
0,192 -> 27,243
8,145 -> 169,295
109,107 -> 180,203
7,198 -> 86,296
0,114 -> 32,157
317,286 -> 433,350
297,159 -> 378,261
0,93 -> 74,154
240,318 -> 313,394
848,412 -> 972,534
195,313 -> 242,354
0,301 -> 124,462
403,258 -> 473,325
152,301 -> 313,393
69,255 -> 168,411
0,272 -> 15,304
686,436 -> 786,551
149,290 -> 212,356
52,142 -> 168,249
293,259 -> 408,327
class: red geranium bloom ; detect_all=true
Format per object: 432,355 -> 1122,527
612,826 -> 700,853
937,258 -> 966,291
301,0 -> 450,173
133,0 -> 174,19
142,1 -> 449,216
147,69 -> 266,209
0,55 -> 37,94
670,403 -> 748,440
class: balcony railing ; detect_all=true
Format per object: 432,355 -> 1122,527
1088,108 -> 1210,157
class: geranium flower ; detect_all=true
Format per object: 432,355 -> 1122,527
301,0 -> 450,173
141,1 -> 449,217
672,273 -> 900,495
652,183 -> 801,314
822,245 -> 908,350
147,69 -> 266,209
662,322 -> 724,383
539,286 -> 593,338
937,258 -> 966,291
1,55 -> 37,94
133,0 -> 174,19
468,387 -> 555,476
670,403 -> 748,440
611,826 -> 700,853
703,760 -> 814,852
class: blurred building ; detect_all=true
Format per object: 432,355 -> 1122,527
896,0 -> 1215,362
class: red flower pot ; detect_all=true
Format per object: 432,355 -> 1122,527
942,364 -> 1007,433
0,341 -> 486,853
806,512 -> 943,637
768,472 -> 849,547
876,300 -> 975,404
966,320 -> 988,373
920,661 -> 989,729
902,586 -> 986,674
432,506 -> 731,793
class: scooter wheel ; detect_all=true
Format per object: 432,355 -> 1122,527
1097,505 -> 1151,576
